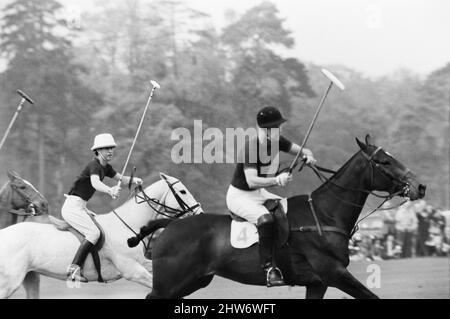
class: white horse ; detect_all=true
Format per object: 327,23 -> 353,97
0,173 -> 203,299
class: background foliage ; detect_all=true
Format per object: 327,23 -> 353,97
1,0 -> 448,216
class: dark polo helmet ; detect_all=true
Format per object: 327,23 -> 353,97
257,106 -> 287,128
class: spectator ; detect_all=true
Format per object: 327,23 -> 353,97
415,201 -> 430,257
426,208 -> 446,256
441,209 -> 450,244
395,201 -> 418,258
380,201 -> 397,238
361,235 -> 375,261
426,218 -> 443,256
383,234 -> 401,259
372,236 -> 384,260
349,233 -> 364,261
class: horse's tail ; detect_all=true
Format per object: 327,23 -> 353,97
127,218 -> 174,248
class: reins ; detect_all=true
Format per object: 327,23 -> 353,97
112,209 -> 149,251
133,183 -> 200,219
294,148 -> 409,238
112,181 -> 201,250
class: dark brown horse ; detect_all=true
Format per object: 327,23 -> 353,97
0,170 -> 48,299
130,135 -> 426,299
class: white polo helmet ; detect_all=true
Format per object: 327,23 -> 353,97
91,133 -> 117,151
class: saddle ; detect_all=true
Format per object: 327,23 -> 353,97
229,199 -> 289,249
49,215 -> 105,283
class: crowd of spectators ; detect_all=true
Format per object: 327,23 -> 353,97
349,200 -> 450,261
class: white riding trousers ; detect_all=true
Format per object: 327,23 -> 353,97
61,195 -> 100,244
226,185 -> 282,224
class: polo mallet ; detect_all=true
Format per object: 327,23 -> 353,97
115,81 -> 160,191
0,90 -> 35,152
288,69 -> 345,173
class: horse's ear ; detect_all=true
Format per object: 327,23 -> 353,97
7,170 -> 20,181
159,172 -> 168,181
365,134 -> 375,146
356,137 -> 367,151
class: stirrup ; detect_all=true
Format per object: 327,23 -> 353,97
265,266 -> 285,287
67,264 -> 88,283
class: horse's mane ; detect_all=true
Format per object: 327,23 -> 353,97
311,149 -> 364,195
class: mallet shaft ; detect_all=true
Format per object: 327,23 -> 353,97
0,98 -> 26,150
116,82 -> 159,187
289,82 -> 333,173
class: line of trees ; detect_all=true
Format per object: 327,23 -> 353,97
0,0 -> 448,215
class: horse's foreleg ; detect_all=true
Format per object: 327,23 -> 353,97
305,282 -> 328,299
122,264 -> 153,288
23,272 -> 40,299
0,278 -> 16,299
141,259 -> 153,273
0,269 -> 28,299
334,269 -> 379,299
114,259 -> 153,289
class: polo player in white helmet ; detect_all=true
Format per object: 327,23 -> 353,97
226,106 -> 317,287
62,133 -> 143,283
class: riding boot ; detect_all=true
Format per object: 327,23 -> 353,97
67,239 -> 94,283
257,214 -> 285,287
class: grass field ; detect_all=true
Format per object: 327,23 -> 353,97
10,257 -> 449,299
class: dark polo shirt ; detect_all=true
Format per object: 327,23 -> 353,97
68,158 -> 117,201
231,135 -> 292,191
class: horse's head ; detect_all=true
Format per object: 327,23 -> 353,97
157,172 -> 204,217
355,135 -> 426,201
5,171 -> 49,216
125,173 -> 204,250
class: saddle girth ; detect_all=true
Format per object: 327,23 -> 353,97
290,195 -> 351,239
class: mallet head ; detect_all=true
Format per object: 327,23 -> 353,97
321,69 -> 345,90
16,90 -> 35,104
150,80 -> 161,89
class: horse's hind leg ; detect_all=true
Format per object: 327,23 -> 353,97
334,269 -> 379,299
23,272 -> 40,299
113,258 -> 153,289
146,291 -> 161,299
305,282 -> 328,299
177,275 -> 214,298
151,274 -> 214,299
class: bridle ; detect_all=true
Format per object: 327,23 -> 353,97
112,178 -> 202,250
134,179 -> 201,219
306,147 -> 412,204
300,146 -> 413,237
361,147 -> 413,199
0,180 -> 45,217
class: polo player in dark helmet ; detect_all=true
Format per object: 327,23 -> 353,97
226,106 -> 317,287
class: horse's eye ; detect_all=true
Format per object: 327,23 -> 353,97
180,190 -> 187,195
19,186 -> 26,189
